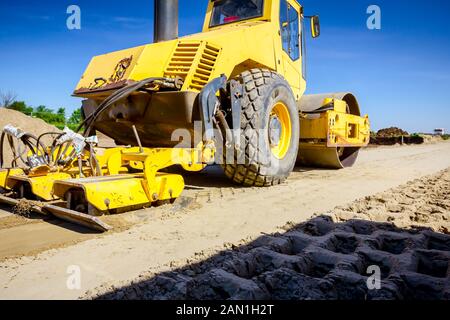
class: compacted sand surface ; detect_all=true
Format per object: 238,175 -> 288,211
330,169 -> 450,234
83,167 -> 450,300
89,216 -> 449,300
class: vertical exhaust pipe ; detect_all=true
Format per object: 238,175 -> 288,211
154,0 -> 179,43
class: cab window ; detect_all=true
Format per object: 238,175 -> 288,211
210,0 -> 264,27
280,0 -> 300,61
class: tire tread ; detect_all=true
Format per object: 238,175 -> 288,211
222,68 -> 290,187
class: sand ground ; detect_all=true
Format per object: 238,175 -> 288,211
0,141 -> 449,299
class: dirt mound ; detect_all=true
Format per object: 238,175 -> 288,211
0,108 -> 59,137
0,108 -> 117,166
370,127 -> 426,146
377,127 -> 409,138
0,108 -> 60,167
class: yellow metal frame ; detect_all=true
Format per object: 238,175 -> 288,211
0,146 -> 118,200
326,112 -> 370,147
0,142 -> 213,212
52,145 -> 214,213
0,168 -> 24,190
6,172 -> 72,201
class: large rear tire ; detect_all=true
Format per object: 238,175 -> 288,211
222,69 -> 299,187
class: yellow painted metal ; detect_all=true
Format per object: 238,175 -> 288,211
0,168 -> 24,190
270,102 -> 292,159
74,0 -> 306,100
52,145 -> 213,213
300,99 -> 370,148
1,147 -> 128,201
327,112 -> 370,147
6,172 -> 72,201
163,40 -> 222,92
53,173 -> 181,212
323,98 -> 347,114
0,142 -> 211,208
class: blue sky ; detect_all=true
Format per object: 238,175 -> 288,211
0,0 -> 449,133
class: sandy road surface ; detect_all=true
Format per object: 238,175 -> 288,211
0,142 -> 449,299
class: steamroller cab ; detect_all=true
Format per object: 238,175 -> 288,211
0,0 -> 370,231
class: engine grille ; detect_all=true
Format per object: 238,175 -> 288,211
164,40 -> 221,91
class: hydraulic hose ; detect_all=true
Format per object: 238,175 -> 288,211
79,77 -> 168,137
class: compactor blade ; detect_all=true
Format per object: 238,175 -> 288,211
0,194 -> 112,232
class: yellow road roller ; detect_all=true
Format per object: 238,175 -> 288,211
0,0 -> 370,231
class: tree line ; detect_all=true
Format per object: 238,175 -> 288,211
0,90 -> 81,131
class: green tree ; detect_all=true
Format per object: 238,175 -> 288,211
7,101 -> 33,116
35,105 -> 52,113
4,98 -> 83,132
57,108 -> 66,117
67,108 -> 82,130
33,105 -> 66,129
